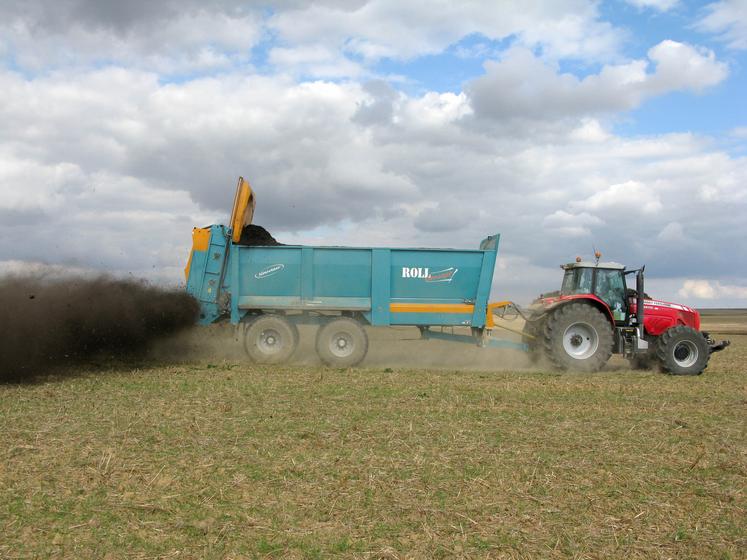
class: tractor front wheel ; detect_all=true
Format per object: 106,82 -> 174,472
543,303 -> 613,372
655,325 -> 709,375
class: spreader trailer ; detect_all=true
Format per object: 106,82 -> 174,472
185,178 -> 524,367
185,178 -> 729,373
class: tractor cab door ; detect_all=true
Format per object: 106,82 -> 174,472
561,267 -> 593,295
594,269 -> 627,323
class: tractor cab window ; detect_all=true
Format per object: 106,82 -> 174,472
561,267 -> 593,295
595,269 -> 627,322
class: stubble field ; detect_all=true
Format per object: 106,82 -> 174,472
1,315 -> 745,559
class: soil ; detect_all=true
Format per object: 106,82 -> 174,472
237,224 -> 284,246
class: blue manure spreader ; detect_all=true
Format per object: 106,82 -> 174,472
185,177 -> 525,366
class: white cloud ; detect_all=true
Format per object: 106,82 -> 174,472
1,65 -> 745,304
645,40 -> 728,93
268,46 -> 365,78
569,119 -> 612,142
657,221 -> 686,242
414,201 -> 473,232
467,41 -> 727,121
1,6 -> 262,74
0,0 -> 628,79
696,0 -> 747,50
269,0 -> 625,63
0,2 -> 745,307
571,180 -> 663,214
542,210 -> 604,237
400,92 -> 472,127
679,280 -> 747,300
626,0 -> 679,11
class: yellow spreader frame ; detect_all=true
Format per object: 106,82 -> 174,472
185,177 -> 256,280
229,176 -> 256,243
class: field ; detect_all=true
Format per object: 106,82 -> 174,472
699,309 -> 747,336
1,316 -> 745,559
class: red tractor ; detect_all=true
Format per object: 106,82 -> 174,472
522,256 -> 730,375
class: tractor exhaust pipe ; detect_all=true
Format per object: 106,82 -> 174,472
636,267 -> 645,335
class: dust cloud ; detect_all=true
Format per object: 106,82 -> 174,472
0,268 -> 531,379
0,275 -> 199,382
362,326 -> 532,371
152,323 -> 534,371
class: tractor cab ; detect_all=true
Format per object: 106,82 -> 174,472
560,261 -> 628,323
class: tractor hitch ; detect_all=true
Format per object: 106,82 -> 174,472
703,332 -> 730,353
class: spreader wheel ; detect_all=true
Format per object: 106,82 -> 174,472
543,303 -> 613,372
655,325 -> 709,376
316,317 -> 368,367
243,314 -> 299,364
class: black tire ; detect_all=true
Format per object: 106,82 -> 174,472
655,325 -> 709,376
543,303 -> 613,372
243,314 -> 299,364
315,317 -> 368,367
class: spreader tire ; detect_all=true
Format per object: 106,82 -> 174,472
316,317 -> 368,368
656,325 -> 709,376
243,314 -> 298,364
543,303 -> 613,372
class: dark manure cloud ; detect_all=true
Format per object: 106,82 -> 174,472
0,275 -> 199,382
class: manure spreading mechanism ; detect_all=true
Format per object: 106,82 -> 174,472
185,178 -> 729,374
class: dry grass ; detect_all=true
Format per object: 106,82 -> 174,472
700,309 -> 747,336
1,328 -> 745,559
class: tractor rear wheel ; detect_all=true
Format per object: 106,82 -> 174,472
243,314 -> 299,364
316,317 -> 368,368
543,303 -> 613,372
655,325 -> 709,375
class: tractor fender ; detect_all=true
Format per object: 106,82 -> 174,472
540,295 -> 616,326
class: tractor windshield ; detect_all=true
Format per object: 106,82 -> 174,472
594,268 -> 627,320
561,267 -> 593,295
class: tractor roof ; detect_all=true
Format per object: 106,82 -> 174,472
562,261 -> 625,270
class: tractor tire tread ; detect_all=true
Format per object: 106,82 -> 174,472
542,303 -> 613,372
655,325 -> 709,376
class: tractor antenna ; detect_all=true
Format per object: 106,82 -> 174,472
593,245 -> 601,265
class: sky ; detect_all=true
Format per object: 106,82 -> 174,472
0,0 -> 746,306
